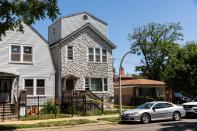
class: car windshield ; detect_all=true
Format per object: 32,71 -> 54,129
137,103 -> 155,109
174,92 -> 184,97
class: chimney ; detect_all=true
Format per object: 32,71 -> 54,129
120,67 -> 125,76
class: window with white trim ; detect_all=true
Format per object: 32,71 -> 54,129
88,48 -> 94,61
85,78 -> 108,92
95,48 -> 101,62
85,78 -> 90,91
36,79 -> 45,95
23,46 -> 32,62
104,78 -> 108,91
25,79 -> 34,95
88,48 -> 107,62
11,45 -> 21,61
24,78 -> 46,96
10,44 -> 33,63
102,49 -> 107,62
67,46 -> 73,60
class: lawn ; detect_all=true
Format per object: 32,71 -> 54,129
0,119 -> 97,130
20,113 -> 70,121
97,117 -> 120,123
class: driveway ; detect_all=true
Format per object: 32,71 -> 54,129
20,118 -> 197,131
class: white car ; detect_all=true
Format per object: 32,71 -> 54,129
122,101 -> 185,124
183,101 -> 197,115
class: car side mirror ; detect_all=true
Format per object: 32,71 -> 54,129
152,107 -> 156,112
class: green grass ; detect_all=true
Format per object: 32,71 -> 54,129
97,117 -> 120,123
20,113 -> 70,121
85,109 -> 119,116
0,119 -> 97,130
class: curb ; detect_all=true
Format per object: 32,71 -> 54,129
16,121 -> 111,131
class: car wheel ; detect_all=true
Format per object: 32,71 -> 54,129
173,112 -> 181,121
141,113 -> 151,124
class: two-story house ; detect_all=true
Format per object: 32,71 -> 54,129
49,12 -> 116,102
0,24 -> 55,116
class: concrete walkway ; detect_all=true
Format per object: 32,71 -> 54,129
0,114 -> 119,125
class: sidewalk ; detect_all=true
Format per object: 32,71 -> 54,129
0,114 -> 119,125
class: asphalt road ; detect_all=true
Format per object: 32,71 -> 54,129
23,118 -> 197,131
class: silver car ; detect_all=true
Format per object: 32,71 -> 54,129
122,101 -> 186,124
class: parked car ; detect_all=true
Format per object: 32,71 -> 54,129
122,101 -> 185,124
183,97 -> 197,116
172,92 -> 191,104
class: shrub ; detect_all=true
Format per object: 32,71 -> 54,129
41,100 -> 58,114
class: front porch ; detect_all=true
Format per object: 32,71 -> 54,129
132,86 -> 165,105
0,70 -> 23,121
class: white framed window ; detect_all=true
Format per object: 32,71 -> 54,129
10,44 -> 33,63
25,79 -> 34,96
11,45 -> 21,62
102,49 -> 107,62
67,46 -> 73,60
88,47 -> 107,62
36,79 -> 45,95
24,78 -> 46,96
95,48 -> 101,62
103,78 -> 108,91
85,78 -> 90,90
85,78 -> 108,92
88,48 -> 94,62
23,46 -> 32,62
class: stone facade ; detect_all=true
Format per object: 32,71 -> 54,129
60,27 -> 114,98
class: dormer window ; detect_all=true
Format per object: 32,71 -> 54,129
83,15 -> 88,20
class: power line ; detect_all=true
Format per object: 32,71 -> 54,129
113,58 -> 141,66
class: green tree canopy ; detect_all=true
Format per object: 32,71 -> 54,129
164,42 -> 197,97
0,0 -> 60,39
128,22 -> 183,80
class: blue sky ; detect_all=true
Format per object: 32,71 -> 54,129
33,0 -> 197,75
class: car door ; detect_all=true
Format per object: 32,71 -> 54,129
151,103 -> 169,120
164,103 -> 175,118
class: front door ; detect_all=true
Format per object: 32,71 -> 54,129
0,79 -> 11,103
66,79 -> 74,91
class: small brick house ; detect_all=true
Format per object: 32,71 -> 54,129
114,68 -> 165,106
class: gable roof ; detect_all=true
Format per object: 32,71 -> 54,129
62,11 -> 108,25
115,79 -> 164,87
50,23 -> 116,49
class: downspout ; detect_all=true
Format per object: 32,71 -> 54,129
59,43 -> 62,101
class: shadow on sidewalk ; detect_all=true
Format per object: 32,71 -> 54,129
0,125 -> 17,131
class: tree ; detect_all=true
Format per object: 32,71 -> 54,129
128,22 -> 183,80
0,0 -> 60,39
164,42 -> 197,97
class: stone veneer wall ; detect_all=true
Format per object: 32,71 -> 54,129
60,27 -> 114,99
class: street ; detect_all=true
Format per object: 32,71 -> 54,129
22,118 -> 197,131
